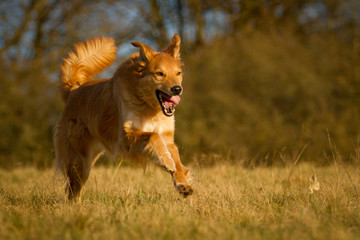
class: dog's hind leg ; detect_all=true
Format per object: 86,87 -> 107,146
65,149 -> 103,202
55,121 -> 99,202
66,126 -> 103,202
65,155 -> 89,202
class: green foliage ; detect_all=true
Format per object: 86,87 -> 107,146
1,1 -> 360,167
1,31 -> 360,167
0,63 -> 62,168
177,32 -> 360,164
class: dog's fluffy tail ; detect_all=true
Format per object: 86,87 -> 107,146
60,36 -> 117,102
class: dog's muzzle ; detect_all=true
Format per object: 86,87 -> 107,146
155,89 -> 181,117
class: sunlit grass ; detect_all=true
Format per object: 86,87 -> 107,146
1,161 -> 360,240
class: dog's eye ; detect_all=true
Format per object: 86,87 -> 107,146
176,71 -> 182,76
155,72 -> 164,77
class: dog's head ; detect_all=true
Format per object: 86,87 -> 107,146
131,34 -> 183,117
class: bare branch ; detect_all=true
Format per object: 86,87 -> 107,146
0,0 -> 37,54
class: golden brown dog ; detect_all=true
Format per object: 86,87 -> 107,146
54,34 -> 193,201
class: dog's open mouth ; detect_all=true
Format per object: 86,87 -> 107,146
156,90 -> 180,117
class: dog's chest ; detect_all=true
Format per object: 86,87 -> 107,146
127,113 -> 174,134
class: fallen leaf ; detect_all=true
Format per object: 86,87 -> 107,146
309,174 -> 320,194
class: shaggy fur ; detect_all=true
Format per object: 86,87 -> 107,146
54,35 -> 193,201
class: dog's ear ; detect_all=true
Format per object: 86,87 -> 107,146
131,42 -> 156,61
164,34 -> 180,59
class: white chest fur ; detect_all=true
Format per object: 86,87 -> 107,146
124,111 -> 174,134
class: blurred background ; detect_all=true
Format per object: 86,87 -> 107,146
0,0 -> 359,168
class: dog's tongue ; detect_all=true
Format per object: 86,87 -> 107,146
163,95 -> 180,110
169,95 -> 180,106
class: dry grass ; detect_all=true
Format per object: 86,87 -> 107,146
1,162 -> 360,240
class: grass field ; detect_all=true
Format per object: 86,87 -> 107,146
1,161 -> 360,240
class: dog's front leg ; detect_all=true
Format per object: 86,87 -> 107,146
145,133 -> 176,173
124,127 -> 176,173
167,143 -> 194,197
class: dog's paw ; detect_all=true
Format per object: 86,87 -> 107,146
176,183 -> 194,198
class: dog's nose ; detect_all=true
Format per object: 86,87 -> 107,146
171,85 -> 182,95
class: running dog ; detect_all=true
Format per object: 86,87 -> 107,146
54,34 -> 193,201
